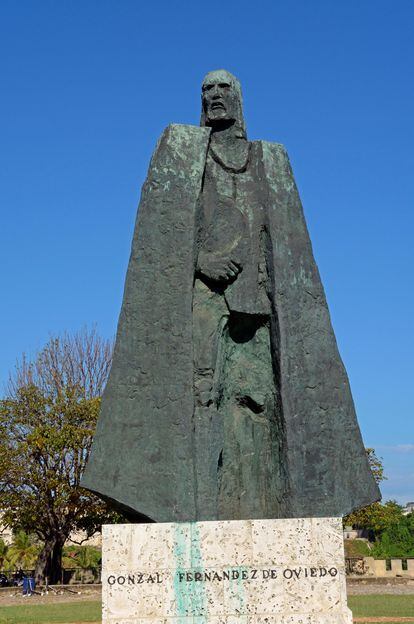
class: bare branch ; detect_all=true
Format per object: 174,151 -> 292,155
6,326 -> 113,400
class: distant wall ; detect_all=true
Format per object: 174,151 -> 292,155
346,557 -> 414,577
66,530 -> 102,547
364,557 -> 414,577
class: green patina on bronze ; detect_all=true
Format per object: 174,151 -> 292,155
82,70 -> 380,521
173,524 -> 206,617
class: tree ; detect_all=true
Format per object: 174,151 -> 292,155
7,530 -> 39,570
343,447 -> 387,535
0,538 -> 9,571
364,447 -> 386,485
65,545 -> 100,571
346,499 -> 404,537
371,512 -> 414,558
0,328 -> 121,584
343,449 -> 410,547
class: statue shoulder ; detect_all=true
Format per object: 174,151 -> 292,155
252,140 -> 298,192
148,124 -> 211,171
160,123 -> 211,143
253,139 -> 294,176
254,139 -> 289,160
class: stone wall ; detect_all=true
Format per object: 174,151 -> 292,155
362,557 -> 414,577
346,557 -> 414,577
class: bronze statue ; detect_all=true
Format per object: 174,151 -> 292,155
82,70 -> 380,522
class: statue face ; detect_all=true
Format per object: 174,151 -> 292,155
202,77 -> 239,126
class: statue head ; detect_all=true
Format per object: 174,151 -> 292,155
200,69 -> 246,137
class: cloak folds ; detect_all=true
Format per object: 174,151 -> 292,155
82,124 -> 380,521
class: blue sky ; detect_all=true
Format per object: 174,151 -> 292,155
1,1 -> 413,504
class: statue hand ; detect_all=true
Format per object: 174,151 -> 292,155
197,251 -> 242,283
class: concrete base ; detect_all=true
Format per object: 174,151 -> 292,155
102,517 -> 352,624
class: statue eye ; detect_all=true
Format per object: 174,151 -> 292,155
219,83 -> 230,89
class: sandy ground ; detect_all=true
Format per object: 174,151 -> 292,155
0,587 -> 101,607
348,581 -> 414,595
1,582 -> 413,616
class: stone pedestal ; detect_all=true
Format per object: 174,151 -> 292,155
102,517 -> 352,624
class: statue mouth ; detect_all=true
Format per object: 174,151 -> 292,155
211,102 -> 225,111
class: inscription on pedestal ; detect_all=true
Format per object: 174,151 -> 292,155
103,517 -> 352,624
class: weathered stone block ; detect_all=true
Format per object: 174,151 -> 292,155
102,518 -> 352,624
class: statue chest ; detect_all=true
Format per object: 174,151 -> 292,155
200,149 -> 270,315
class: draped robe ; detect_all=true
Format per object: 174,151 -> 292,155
82,123 -> 380,521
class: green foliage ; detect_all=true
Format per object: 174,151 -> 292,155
0,537 -> 10,571
347,497 -> 414,558
7,530 -> 39,569
63,545 -> 101,570
344,448 -> 385,531
371,512 -> 414,558
364,447 -> 386,485
0,328 -> 121,582
0,380 -> 113,538
343,538 -> 371,557
0,384 -> 104,538
344,447 -> 393,536
346,499 -> 405,537
342,448 -> 414,557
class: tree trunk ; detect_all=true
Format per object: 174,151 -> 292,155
49,538 -> 65,584
34,538 -> 55,585
34,534 -> 66,585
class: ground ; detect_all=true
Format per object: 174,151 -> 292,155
344,539 -> 372,558
348,581 -> 414,595
0,585 -> 413,623
0,589 -> 99,623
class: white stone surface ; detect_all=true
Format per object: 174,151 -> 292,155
102,518 -> 352,624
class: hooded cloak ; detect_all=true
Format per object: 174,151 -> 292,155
82,122 -> 380,521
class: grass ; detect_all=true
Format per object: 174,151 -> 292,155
0,595 -> 413,623
0,600 -> 101,624
349,594 -> 414,617
344,538 -> 372,558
